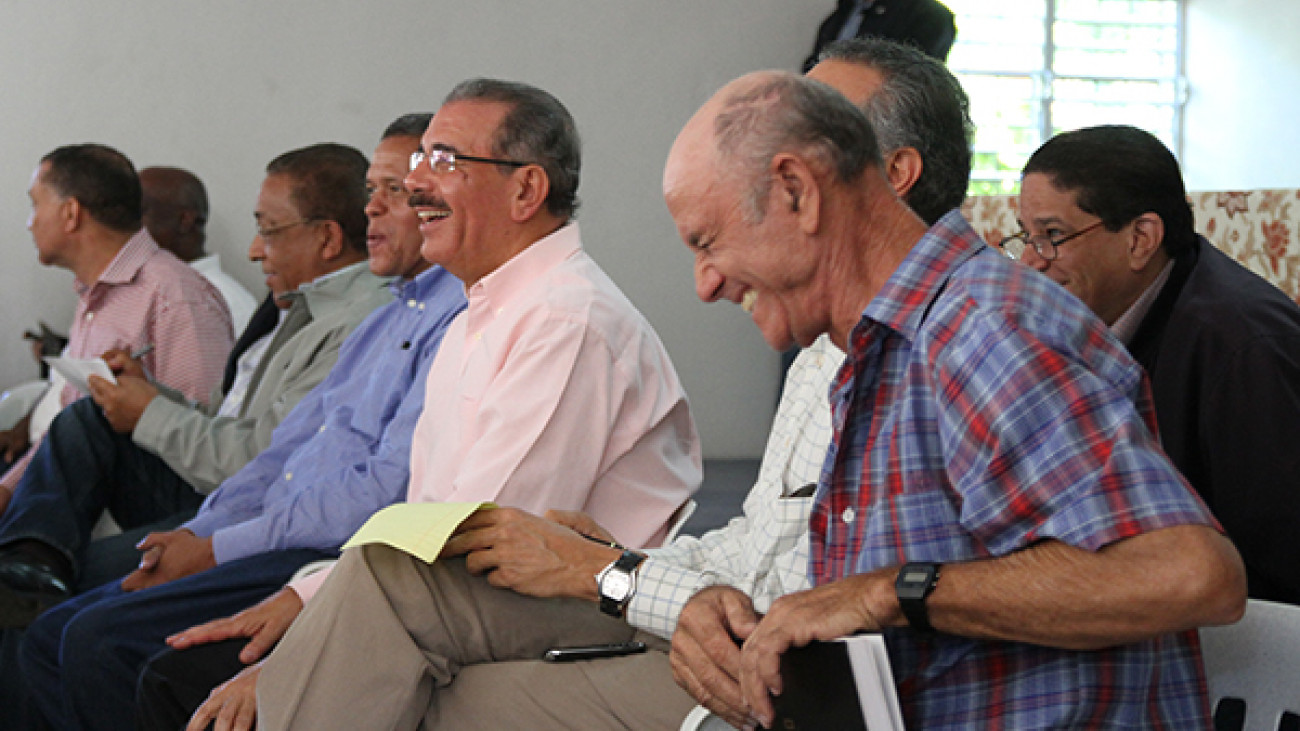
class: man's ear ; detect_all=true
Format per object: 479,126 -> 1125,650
316,219 -> 347,260
177,209 -> 200,234
62,197 -> 82,233
884,147 -> 924,201
1127,212 -> 1166,271
510,165 -> 551,222
772,153 -> 821,235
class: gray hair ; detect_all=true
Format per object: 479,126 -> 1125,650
819,37 -> 973,225
713,72 -> 881,221
443,78 -> 581,220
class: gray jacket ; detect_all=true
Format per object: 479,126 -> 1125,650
132,262 -> 395,494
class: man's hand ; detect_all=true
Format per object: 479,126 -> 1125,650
737,573 -> 890,728
100,347 -> 148,380
669,586 -> 763,729
188,662 -> 261,731
442,507 -> 621,601
0,414 -> 32,463
88,375 -> 158,434
121,529 -> 216,592
168,588 -> 305,665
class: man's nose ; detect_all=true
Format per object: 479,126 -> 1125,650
694,257 -> 723,303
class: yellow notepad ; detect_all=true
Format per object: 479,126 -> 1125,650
341,502 -> 496,563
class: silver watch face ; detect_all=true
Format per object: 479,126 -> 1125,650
601,571 -> 633,602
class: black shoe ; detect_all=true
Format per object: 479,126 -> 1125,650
0,581 -> 47,629
0,540 -> 73,599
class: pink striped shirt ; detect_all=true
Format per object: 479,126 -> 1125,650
1,229 -> 233,489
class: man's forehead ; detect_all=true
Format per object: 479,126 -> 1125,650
422,100 -> 508,152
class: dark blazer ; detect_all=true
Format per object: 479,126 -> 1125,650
1128,236 -> 1300,605
803,0 -> 957,71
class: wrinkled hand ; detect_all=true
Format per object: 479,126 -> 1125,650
121,529 -> 216,592
670,586 -> 762,729
545,509 -> 617,546
0,414 -> 32,463
88,374 -> 158,434
168,587 -> 304,664
100,348 -> 148,380
442,507 -> 620,601
188,662 -> 262,731
738,572 -> 890,728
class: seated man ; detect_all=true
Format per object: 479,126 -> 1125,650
0,143 -> 396,621
3,123 -> 467,730
265,72 -> 1245,729
143,38 -> 973,731
140,166 -> 259,332
0,144 -> 234,511
1005,125 -> 1300,605
19,81 -> 699,731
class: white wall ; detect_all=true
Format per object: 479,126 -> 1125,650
0,0 -> 837,457
1183,0 -> 1300,190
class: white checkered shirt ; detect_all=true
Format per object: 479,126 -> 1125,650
627,335 -> 843,639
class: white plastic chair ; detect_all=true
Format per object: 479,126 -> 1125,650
664,498 -> 698,545
1199,598 -> 1300,731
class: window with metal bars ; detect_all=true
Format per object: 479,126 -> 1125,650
945,0 -> 1185,195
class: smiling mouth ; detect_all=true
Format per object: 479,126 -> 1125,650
416,210 -> 450,223
741,290 -> 757,313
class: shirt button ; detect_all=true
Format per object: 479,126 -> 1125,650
418,303 -> 425,311
85,311 -> 95,321
475,332 -> 482,341
407,299 -> 416,307
284,472 -> 293,481
318,425 -> 326,433
841,507 -> 855,524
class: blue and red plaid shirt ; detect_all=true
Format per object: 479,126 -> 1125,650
810,211 -> 1219,729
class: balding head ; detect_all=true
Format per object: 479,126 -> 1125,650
140,166 -> 209,262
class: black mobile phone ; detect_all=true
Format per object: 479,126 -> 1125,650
541,641 -> 647,662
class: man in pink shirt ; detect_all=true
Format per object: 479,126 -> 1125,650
0,145 -> 233,510
138,80 -> 700,730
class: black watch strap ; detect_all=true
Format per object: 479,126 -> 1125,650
895,562 -> 941,633
598,550 -> 645,617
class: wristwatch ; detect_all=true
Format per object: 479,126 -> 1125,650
595,550 -> 646,618
895,562 -> 941,633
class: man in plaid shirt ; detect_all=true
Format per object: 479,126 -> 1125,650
662,72 -> 1246,729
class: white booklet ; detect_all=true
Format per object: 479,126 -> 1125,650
42,356 -> 117,396
771,633 -> 905,730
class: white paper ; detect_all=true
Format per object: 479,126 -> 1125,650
42,356 -> 117,395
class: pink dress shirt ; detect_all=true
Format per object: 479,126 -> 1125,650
291,223 -> 700,602
1,229 -> 233,487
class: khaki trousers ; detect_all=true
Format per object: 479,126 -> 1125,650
258,544 -> 696,730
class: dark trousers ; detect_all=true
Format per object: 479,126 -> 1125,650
137,639 -> 247,731
0,398 -> 203,580
16,548 -> 332,731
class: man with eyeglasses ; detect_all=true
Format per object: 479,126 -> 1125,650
9,125 -> 471,730
0,145 -> 396,630
1005,124 -> 1300,606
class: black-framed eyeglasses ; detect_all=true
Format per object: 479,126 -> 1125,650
409,149 -> 530,175
998,220 -> 1107,262
255,218 -> 321,239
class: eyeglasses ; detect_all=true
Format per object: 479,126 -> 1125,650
998,220 -> 1107,262
409,149 -> 530,175
255,219 -> 320,239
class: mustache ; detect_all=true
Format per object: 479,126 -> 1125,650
408,193 -> 448,209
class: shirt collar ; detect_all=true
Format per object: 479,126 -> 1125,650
466,222 -> 581,311
860,210 -> 986,342
390,264 -> 462,302
1111,259 -> 1175,345
76,228 -> 159,295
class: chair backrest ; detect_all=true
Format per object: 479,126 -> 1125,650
664,498 -> 698,545
1199,598 -> 1300,731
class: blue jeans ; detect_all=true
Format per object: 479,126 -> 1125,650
16,548 -> 332,731
0,397 -> 204,580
